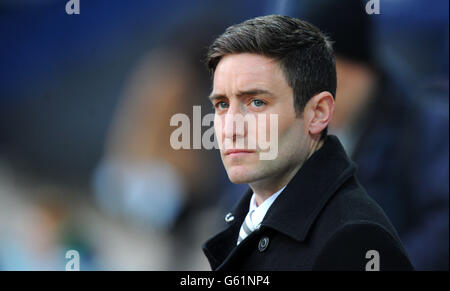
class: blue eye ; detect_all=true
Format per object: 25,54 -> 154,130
216,101 -> 229,110
250,99 -> 266,107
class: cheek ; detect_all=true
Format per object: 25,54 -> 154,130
250,114 -> 276,147
277,113 -> 297,137
214,115 -> 223,145
278,117 -> 306,148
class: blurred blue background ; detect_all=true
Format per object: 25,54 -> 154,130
0,0 -> 448,270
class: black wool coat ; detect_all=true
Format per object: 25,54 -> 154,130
202,135 -> 413,271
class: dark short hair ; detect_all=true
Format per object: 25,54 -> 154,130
206,15 -> 336,139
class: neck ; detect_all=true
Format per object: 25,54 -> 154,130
250,137 -> 325,206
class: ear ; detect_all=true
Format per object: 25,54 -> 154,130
304,91 -> 335,136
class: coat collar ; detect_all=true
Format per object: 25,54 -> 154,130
260,135 -> 356,241
202,135 -> 356,268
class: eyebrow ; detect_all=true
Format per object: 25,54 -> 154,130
208,89 -> 274,102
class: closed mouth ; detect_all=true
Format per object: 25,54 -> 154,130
224,149 -> 256,156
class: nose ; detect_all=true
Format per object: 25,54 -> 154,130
223,104 -> 246,141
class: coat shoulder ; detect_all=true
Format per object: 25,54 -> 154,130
317,175 -> 400,236
312,221 -> 414,270
310,177 -> 413,270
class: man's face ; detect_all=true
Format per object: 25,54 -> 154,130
210,53 -> 311,184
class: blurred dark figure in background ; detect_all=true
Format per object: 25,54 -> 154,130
93,16 -> 228,269
299,0 -> 449,270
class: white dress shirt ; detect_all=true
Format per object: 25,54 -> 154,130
247,185 -> 287,229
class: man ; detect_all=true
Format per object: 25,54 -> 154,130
202,15 -> 413,271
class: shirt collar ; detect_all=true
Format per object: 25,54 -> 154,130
249,185 -> 287,211
248,185 -> 287,227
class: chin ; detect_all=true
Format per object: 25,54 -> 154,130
226,165 -> 262,184
228,176 -> 250,184
226,166 -> 253,184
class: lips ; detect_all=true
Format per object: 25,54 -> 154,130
224,149 -> 256,156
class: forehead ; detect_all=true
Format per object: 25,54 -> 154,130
213,53 -> 286,92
